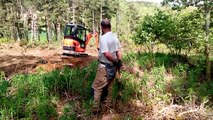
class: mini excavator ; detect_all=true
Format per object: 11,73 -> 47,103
62,24 -> 98,56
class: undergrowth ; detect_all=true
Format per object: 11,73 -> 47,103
123,52 -> 213,100
120,52 -> 213,119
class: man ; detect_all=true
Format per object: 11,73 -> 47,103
92,19 -> 122,113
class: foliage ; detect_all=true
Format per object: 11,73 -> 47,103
132,9 -> 204,54
123,52 -> 213,104
43,62 -> 98,98
162,0 -> 213,82
0,71 -> 9,97
0,0 -> 161,43
118,72 -> 141,102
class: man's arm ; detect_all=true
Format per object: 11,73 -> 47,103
104,52 -> 117,63
104,49 -> 122,63
116,49 -> 122,60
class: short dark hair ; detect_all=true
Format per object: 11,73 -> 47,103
101,19 -> 111,29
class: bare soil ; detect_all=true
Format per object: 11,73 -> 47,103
0,43 -> 98,78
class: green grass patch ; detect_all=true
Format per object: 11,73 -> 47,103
0,38 -> 9,43
122,52 -> 213,106
0,62 -> 98,119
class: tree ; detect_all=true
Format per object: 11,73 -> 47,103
50,0 -> 68,41
127,2 -> 140,36
0,0 -> 24,41
0,0 -> 152,44
132,14 -> 158,52
160,10 -> 203,55
133,9 -> 203,53
162,0 -> 213,80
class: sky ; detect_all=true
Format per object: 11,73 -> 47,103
127,0 -> 163,4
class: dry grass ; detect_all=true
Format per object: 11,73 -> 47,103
147,102 -> 213,120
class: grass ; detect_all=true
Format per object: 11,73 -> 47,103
120,51 -> 213,119
0,61 -> 98,119
123,51 -> 213,98
0,38 -> 9,43
59,102 -> 77,120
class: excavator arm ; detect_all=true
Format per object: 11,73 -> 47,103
86,32 -> 99,50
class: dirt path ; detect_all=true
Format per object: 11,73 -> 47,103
0,43 -> 98,78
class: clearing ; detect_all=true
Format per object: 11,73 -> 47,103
0,43 -> 98,78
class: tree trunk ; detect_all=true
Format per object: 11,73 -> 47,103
72,0 -> 75,24
16,25 -> 20,41
30,13 -> 38,42
23,14 -> 28,41
11,6 -> 17,41
34,14 -> 38,41
31,18 -> 34,42
93,10 -> 95,34
12,24 -> 16,41
54,22 -> 57,41
15,0 -> 20,41
55,21 -> 61,41
38,32 -> 40,41
83,0 -> 85,27
116,0 -> 119,34
30,12 -> 34,42
51,23 -> 54,41
92,10 -> 96,46
45,17 -> 51,43
67,7 -> 70,23
127,15 -> 130,40
204,5 -> 211,81
57,23 -> 61,41
38,25 -> 40,42
100,0 -> 102,35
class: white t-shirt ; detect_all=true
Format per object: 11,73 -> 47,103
99,32 -> 121,64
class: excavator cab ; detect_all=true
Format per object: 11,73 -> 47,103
63,24 -> 87,55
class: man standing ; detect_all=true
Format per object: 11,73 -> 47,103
92,19 -> 122,113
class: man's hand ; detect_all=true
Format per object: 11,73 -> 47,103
114,59 -> 122,68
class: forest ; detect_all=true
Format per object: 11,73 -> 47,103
0,0 -> 213,119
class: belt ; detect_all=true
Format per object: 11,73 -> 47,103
99,61 -> 105,65
98,60 -> 106,67
98,59 -> 105,64
99,60 -> 114,66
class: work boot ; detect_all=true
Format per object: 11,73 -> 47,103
102,101 -> 114,114
91,102 -> 101,115
102,96 -> 114,114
